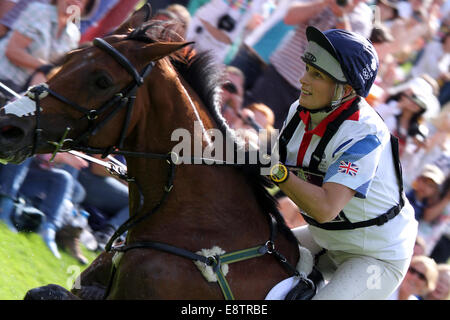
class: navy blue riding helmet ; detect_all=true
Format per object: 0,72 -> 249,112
301,26 -> 379,98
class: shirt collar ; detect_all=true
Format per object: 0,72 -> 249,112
298,97 -> 358,137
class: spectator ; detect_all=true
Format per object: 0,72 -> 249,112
77,155 -> 129,251
0,160 -> 33,232
429,223 -> 450,263
443,0 -> 450,17
220,66 -> 246,127
433,16 -> 450,107
0,152 -> 89,259
418,175 -> 450,256
55,199 -> 93,264
166,4 -> 191,38
375,0 -> 399,30
230,102 -> 276,151
152,3 -> 191,39
0,0 -> 17,19
389,255 -> 439,300
387,0 -> 438,60
413,235 -> 427,256
405,163 -> 446,221
0,0 -> 49,39
0,0 -> 90,97
79,0 -> 141,43
185,0 -> 268,64
368,22 -> 398,99
345,0 -> 373,39
375,76 -> 439,158
245,102 -> 275,132
244,0 -> 372,129
370,21 -> 395,57
0,0 -> 103,42
79,0 -> 117,37
401,99 -> 450,191
19,153 -> 88,259
409,25 -> 450,85
236,0 -> 372,90
425,263 -> 450,300
229,0 -> 294,91
147,0 -> 191,14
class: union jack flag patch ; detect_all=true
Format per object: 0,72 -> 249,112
338,161 -> 359,176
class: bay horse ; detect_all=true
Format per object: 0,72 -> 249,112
0,9 -> 301,299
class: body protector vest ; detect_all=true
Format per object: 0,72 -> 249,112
278,97 -> 405,230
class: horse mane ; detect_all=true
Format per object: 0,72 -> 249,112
127,21 -> 298,245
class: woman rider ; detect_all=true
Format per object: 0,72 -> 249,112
268,26 -> 418,299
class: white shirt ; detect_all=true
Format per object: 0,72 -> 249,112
281,98 -> 418,260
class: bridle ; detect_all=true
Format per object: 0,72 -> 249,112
23,37 -> 301,299
24,36 -> 176,247
26,37 -> 155,159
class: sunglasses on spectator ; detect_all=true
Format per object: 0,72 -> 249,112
222,82 -> 238,94
402,93 -> 426,110
408,266 -> 428,284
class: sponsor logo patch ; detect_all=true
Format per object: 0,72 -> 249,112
303,52 -> 317,63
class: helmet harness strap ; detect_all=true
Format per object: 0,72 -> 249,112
304,83 -> 356,114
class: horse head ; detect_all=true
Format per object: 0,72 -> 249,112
0,22 -> 190,164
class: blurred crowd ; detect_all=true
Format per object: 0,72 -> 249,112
0,0 -> 449,300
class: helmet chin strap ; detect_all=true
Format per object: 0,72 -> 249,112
303,83 -> 355,114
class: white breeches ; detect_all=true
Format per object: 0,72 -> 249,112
291,225 -> 412,300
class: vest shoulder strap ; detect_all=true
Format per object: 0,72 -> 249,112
309,98 -> 360,172
279,104 -> 303,164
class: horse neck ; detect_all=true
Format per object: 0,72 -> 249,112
123,60 -> 269,241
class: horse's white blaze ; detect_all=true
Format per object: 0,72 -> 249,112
3,96 -> 38,117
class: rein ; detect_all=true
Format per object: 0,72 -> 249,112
21,37 -> 300,299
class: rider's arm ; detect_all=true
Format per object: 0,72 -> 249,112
278,173 -> 356,223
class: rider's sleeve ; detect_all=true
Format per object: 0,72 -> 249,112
323,123 -> 384,199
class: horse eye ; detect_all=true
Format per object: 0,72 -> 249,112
95,75 -> 113,89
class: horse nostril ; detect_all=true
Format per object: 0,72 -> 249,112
0,125 -> 24,142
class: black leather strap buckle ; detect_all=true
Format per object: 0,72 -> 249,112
376,214 -> 389,226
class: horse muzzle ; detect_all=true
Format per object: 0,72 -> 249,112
0,114 -> 35,164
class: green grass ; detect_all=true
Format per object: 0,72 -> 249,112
0,222 -> 99,300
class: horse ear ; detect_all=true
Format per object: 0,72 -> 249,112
113,3 -> 152,35
143,41 -> 194,61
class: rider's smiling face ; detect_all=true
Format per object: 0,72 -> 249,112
299,64 -> 337,111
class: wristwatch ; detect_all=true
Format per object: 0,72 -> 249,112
270,163 -> 289,184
